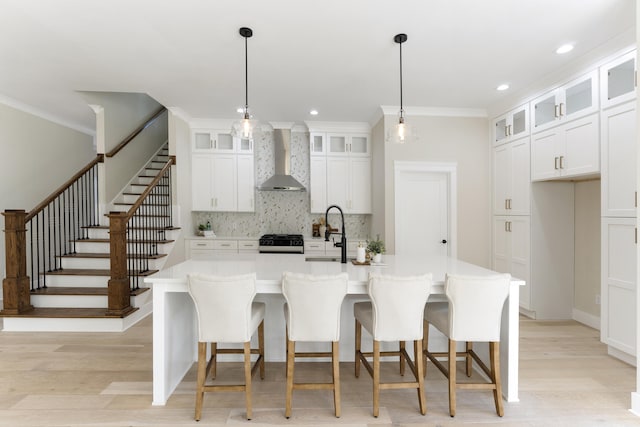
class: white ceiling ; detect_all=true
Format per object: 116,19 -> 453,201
0,0 -> 635,134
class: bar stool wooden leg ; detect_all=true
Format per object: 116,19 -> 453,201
195,342 -> 207,421
355,319 -> 362,378
258,321 -> 265,379
491,342 -> 504,417
448,339 -> 457,417
285,338 -> 295,418
243,341 -> 253,420
332,341 -> 341,417
399,340 -> 406,376
210,342 -> 217,379
423,319 -> 430,378
373,340 -> 381,418
415,339 -> 426,415
466,341 -> 473,377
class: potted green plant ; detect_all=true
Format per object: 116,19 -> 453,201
197,222 -> 214,237
367,235 -> 385,263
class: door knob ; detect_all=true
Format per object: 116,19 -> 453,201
441,239 -> 447,244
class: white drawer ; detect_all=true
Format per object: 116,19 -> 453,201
304,240 -> 325,253
238,240 -> 259,251
189,240 -> 215,250
213,240 -> 238,251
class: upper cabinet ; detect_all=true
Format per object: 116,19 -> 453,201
493,104 -> 529,146
192,128 -> 253,154
307,124 -> 372,214
531,70 -> 598,133
600,50 -> 637,110
326,133 -> 371,157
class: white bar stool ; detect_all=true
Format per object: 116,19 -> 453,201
187,273 -> 265,421
354,272 -> 432,417
423,273 -> 510,417
281,271 -> 349,418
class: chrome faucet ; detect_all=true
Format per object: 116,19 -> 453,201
324,204 -> 347,263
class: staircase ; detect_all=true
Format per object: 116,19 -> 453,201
1,144 -> 178,332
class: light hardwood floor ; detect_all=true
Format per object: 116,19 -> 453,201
0,315 -> 637,426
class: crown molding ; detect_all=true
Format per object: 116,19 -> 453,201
304,120 -> 371,133
379,105 -> 487,118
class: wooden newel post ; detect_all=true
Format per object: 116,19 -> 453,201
2,210 -> 33,314
106,212 -> 134,316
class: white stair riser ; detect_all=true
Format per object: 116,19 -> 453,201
60,256 -> 163,270
135,176 -> 154,185
85,227 -> 178,240
150,161 -> 167,168
31,291 -> 151,309
75,240 -> 174,255
1,300 -> 152,332
39,275 -> 108,287
119,193 -> 170,204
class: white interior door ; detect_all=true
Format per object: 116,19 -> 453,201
394,162 -> 456,257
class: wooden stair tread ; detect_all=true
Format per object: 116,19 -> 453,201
0,307 -> 139,319
73,238 -> 174,244
45,268 -> 159,277
31,287 -> 150,296
58,253 -> 166,260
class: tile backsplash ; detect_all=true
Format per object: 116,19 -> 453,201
192,128 -> 371,238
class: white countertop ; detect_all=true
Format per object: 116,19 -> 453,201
146,253 -> 521,294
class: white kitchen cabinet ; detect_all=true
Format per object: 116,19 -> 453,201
309,156 -> 327,213
493,137 -> 530,215
191,153 -> 254,212
304,239 -> 361,256
236,154 -> 255,212
531,113 -> 599,181
493,104 -> 529,146
185,238 -> 258,259
493,216 -> 531,309
601,101 -> 637,217
309,132 -> 326,156
192,129 -> 235,152
600,50 -> 637,110
326,156 -> 371,214
308,127 -> 371,214
531,70 -> 598,133
492,182 -> 574,319
326,133 -> 370,157
601,218 -> 637,361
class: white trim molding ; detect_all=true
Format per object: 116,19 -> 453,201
380,105 -> 488,118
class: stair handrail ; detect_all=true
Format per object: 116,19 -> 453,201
2,154 -> 104,315
106,155 -> 175,316
105,107 -> 167,158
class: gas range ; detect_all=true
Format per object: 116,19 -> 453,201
258,234 -> 304,254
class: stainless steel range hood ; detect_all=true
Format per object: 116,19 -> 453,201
258,128 -> 306,191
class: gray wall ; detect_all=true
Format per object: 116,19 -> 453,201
376,114 -> 492,268
80,92 -> 167,203
0,102 -> 94,282
574,180 -> 601,318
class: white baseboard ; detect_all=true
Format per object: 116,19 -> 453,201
572,308 -> 600,330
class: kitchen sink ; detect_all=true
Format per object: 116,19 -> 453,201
304,256 -> 355,262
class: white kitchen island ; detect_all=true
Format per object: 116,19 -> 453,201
146,253 -> 524,406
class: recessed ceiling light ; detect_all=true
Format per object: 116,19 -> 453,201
310,109 -> 319,116
556,44 -> 574,54
497,84 -> 509,91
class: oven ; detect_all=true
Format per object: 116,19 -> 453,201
258,234 -> 304,254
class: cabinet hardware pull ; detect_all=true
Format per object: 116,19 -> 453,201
505,221 -> 508,232
636,227 -> 638,245
554,157 -> 559,170
508,221 -> 512,232
197,243 -> 206,246
508,199 -> 512,210
554,105 -> 560,118
508,124 -> 512,136
559,102 -> 565,117
635,191 -> 637,208
559,156 -> 564,169
505,199 -> 508,210
635,70 -> 638,88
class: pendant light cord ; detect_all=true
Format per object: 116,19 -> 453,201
399,38 -> 403,116
244,34 -> 249,112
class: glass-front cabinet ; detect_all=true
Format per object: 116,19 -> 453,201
493,104 -> 529,146
600,50 -> 636,110
192,129 -> 235,152
326,133 -> 370,156
531,70 -> 598,133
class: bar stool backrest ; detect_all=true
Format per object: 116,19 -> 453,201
368,272 -> 432,341
445,273 -> 511,342
187,273 -> 257,343
282,272 -> 349,342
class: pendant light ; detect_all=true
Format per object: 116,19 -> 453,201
237,27 -> 254,140
387,33 -> 413,144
